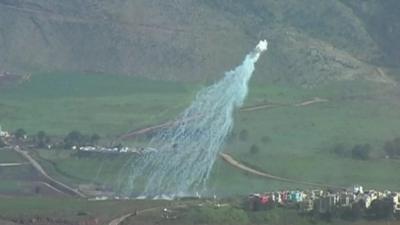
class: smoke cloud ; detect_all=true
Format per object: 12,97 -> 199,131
120,40 -> 268,197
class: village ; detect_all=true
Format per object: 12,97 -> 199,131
247,185 -> 400,219
2,125 -> 400,222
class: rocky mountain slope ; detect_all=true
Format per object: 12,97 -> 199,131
0,0 -> 399,85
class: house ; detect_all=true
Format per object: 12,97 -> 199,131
247,193 -> 275,211
364,190 -> 379,209
338,192 -> 353,207
315,194 -> 337,214
299,199 -> 314,213
393,192 -> 400,213
0,125 -> 10,138
289,191 -> 304,202
353,185 -> 364,195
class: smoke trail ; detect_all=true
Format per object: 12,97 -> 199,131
120,40 -> 268,197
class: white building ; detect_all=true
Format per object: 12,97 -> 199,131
0,125 -> 10,138
393,193 -> 400,213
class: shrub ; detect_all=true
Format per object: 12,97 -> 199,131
77,211 -> 89,216
351,144 -> 371,160
384,137 -> 400,158
261,136 -> 271,144
0,138 -> 6,148
239,129 -> 249,142
331,143 -> 348,157
64,131 -> 84,149
184,206 -> 249,225
249,144 -> 260,154
14,128 -> 26,140
35,131 -> 50,148
90,134 -> 101,145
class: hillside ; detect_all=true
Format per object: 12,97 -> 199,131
0,0 -> 399,84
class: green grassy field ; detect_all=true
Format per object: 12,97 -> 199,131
222,80 -> 400,191
0,196 -> 170,224
1,73 -> 400,196
0,150 -> 43,196
32,149 -> 132,189
0,149 -> 25,163
0,72 -> 195,136
0,196 -> 394,225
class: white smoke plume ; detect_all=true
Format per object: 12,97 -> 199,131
120,40 -> 268,197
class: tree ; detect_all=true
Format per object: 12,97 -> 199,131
90,134 -> 100,145
249,144 -> 260,154
351,144 -> 371,160
0,138 -> 6,148
35,131 -> 50,148
14,128 -> 26,140
64,131 -> 84,149
332,143 -> 348,157
384,137 -> 400,158
34,186 -> 41,194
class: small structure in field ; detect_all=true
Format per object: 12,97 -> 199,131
0,125 -> 10,138
393,193 -> 400,213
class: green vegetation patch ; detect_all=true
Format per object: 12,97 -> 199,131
0,149 -> 25,163
0,197 -> 168,224
0,73 -> 194,135
221,81 -> 400,191
183,206 -> 250,225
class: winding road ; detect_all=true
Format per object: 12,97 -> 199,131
219,153 -> 343,189
13,147 -> 86,197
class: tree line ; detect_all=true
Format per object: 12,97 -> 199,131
1,128 -> 102,150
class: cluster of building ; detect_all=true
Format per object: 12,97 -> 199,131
248,185 -> 400,215
75,145 -> 134,153
77,145 -> 160,154
76,145 -> 161,153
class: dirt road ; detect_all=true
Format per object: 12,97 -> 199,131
13,147 -> 86,197
108,207 -> 161,225
219,152 -> 343,189
294,97 -> 328,107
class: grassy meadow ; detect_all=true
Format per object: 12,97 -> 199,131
222,80 -> 400,191
0,196 -> 170,224
1,73 -> 400,196
0,72 -> 194,136
0,149 -> 25,163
